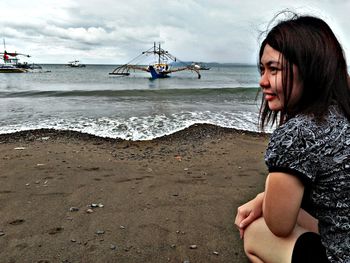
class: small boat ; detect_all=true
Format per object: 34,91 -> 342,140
191,62 -> 210,70
66,60 -> 86,68
109,42 -> 201,79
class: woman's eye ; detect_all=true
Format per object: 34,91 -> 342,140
270,67 -> 278,74
259,67 -> 265,75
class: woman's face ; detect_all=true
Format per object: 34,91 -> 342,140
259,44 -> 303,111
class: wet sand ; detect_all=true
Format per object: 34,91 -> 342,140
0,124 -> 268,263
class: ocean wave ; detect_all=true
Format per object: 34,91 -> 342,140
0,87 -> 259,98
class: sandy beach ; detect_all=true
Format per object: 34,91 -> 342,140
0,124 -> 268,263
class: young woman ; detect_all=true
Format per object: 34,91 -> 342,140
235,13 -> 350,263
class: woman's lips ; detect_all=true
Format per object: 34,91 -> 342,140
264,93 -> 277,101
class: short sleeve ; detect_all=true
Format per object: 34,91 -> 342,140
265,118 -> 321,185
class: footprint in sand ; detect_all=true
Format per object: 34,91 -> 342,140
48,226 -> 64,235
9,219 -> 25,225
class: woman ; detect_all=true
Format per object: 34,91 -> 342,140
235,13 -> 350,263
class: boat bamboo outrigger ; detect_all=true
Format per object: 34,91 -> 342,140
109,42 -> 201,79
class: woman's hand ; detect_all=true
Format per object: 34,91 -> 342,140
235,192 -> 264,239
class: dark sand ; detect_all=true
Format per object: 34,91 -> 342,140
0,124 -> 268,263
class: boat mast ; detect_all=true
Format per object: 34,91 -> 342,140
158,42 -> 161,65
153,42 -> 162,65
141,42 -> 177,65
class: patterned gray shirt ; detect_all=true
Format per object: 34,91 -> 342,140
265,106 -> 350,262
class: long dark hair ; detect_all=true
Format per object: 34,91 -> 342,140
259,12 -> 350,130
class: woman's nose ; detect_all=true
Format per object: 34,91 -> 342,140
259,72 -> 269,88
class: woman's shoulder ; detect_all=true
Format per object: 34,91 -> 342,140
265,107 -> 350,183
274,106 -> 349,139
269,114 -> 315,146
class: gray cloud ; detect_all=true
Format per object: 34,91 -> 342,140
0,0 -> 349,64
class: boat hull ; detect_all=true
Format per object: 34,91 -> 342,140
148,65 -> 170,79
0,67 -> 27,73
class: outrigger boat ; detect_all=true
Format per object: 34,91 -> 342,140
0,40 -> 42,73
109,42 -> 201,79
0,51 -> 30,73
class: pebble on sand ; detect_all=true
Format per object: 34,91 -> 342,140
96,230 -> 105,235
110,244 -> 117,250
69,207 -> 79,212
14,147 -> 26,150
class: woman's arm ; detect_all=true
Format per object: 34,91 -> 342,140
297,208 -> 319,233
263,172 -> 304,237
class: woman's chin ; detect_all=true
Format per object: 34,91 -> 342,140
267,102 -> 283,112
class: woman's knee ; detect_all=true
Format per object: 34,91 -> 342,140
242,218 -> 307,263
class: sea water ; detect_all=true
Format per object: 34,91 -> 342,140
0,64 -> 262,140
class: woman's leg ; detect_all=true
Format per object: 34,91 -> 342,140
243,217 -> 308,263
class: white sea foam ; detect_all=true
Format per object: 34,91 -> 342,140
0,110 -> 262,140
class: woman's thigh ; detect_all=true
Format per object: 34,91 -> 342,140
243,217 -> 308,263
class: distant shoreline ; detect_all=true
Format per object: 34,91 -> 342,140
27,62 -> 258,67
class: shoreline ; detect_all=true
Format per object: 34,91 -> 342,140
0,123 -> 268,143
0,124 -> 269,262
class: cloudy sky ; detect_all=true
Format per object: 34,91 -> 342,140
1,0 -> 349,65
